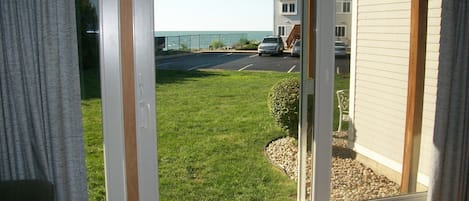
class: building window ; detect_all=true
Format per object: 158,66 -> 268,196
336,0 -> 351,13
281,2 -> 296,14
343,1 -> 351,12
289,3 -> 295,13
278,26 -> 286,37
335,25 -> 346,37
282,4 -> 288,13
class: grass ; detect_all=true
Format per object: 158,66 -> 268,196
81,68 -> 349,201
80,68 -> 105,200
333,74 -> 350,130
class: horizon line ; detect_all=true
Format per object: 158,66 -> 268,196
154,30 -> 272,32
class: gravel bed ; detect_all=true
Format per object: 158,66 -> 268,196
265,132 -> 400,200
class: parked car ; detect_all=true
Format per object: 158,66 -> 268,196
291,39 -> 301,57
335,41 -> 347,57
335,41 -> 345,47
258,36 -> 285,56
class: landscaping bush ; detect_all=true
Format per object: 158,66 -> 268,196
234,38 -> 259,50
237,43 -> 259,50
238,37 -> 250,45
268,77 -> 300,138
210,40 -> 225,49
179,43 -> 189,51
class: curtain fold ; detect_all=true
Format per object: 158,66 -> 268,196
429,0 -> 469,200
0,1 -> 88,200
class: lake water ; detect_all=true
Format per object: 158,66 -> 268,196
154,31 -> 272,50
155,31 -> 272,42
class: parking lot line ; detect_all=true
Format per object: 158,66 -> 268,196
249,54 -> 258,58
288,65 -> 296,73
188,63 -> 211,71
238,64 -> 253,71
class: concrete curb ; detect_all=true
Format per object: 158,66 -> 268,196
155,50 -> 256,60
198,49 -> 293,54
155,52 -> 196,60
197,50 -> 258,54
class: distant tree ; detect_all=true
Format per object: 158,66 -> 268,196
210,40 -> 225,49
239,37 -> 250,46
234,37 -> 259,50
180,43 -> 189,51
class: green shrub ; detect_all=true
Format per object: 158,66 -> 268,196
180,43 -> 189,51
210,40 -> 225,49
239,37 -> 250,45
268,78 -> 300,138
234,38 -> 259,50
239,43 -> 259,50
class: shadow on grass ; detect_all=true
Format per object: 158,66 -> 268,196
80,68 -> 223,100
156,69 -> 223,85
80,68 -> 101,100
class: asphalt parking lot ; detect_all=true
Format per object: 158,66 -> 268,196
156,52 -> 350,73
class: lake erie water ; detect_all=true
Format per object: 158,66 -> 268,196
155,31 -> 272,42
154,31 -> 272,50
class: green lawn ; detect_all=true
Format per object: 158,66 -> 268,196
81,69 -> 349,201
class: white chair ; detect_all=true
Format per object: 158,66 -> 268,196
336,89 -> 350,132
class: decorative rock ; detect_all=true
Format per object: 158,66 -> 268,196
265,132 -> 401,200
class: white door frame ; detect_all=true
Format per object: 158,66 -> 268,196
99,0 -> 158,200
298,0 -> 335,200
99,0 -> 335,200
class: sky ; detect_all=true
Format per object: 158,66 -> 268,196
154,0 -> 273,31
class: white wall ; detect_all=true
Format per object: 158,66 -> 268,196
336,0 -> 353,46
350,0 -> 441,186
273,0 -> 300,43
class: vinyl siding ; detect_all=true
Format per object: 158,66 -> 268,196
273,0 -> 300,44
273,0 -> 353,46
354,0 -> 410,167
336,13 -> 353,45
352,0 -> 441,186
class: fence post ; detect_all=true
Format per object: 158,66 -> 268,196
178,36 -> 180,50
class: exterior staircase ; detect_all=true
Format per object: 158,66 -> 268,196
286,24 -> 301,47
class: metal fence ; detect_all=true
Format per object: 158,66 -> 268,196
156,33 -> 248,51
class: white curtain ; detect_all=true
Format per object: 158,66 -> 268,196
0,1 -> 88,200
429,0 -> 469,200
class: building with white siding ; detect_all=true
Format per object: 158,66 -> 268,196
335,0 -> 353,45
273,0 -> 352,47
273,0 -> 300,47
348,0 -> 442,190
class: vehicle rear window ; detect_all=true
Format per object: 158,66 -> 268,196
263,38 -> 279,43
335,42 -> 345,46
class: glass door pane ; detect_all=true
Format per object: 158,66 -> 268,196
154,1 -> 298,200
77,0 -> 106,200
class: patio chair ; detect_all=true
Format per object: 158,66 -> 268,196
336,89 -> 350,132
